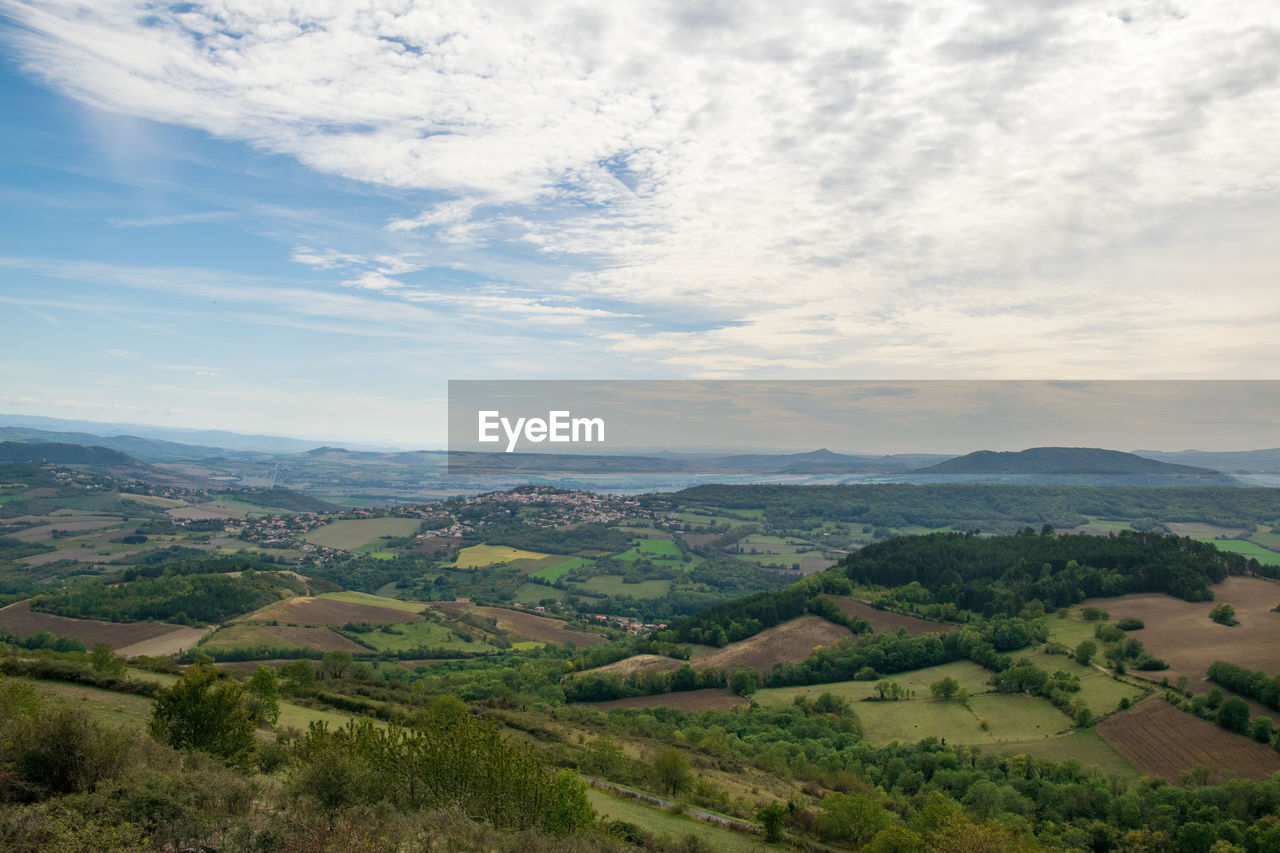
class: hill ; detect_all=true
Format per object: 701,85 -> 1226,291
914,447 -> 1237,484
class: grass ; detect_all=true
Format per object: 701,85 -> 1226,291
968,693 -> 1074,741
347,620 -> 500,653
1069,665 -> 1149,714
201,623 -> 303,652
1046,611 -> 1107,648
1248,526 -> 1280,550
317,591 -> 430,614
17,677 -> 155,730
450,543 -> 550,568
988,728 -> 1140,780
753,661 -> 994,707
530,555 -> 593,582
853,696 -> 991,745
302,517 -> 422,551
514,583 -> 560,605
573,576 -> 673,598
584,788 -> 765,852
1210,540 -> 1280,566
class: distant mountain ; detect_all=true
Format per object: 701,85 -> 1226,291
0,426 -> 244,463
913,447 -> 1238,484
0,440 -> 200,486
1132,448 -> 1280,474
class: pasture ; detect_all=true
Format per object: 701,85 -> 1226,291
529,555 -> 593,582
823,596 -> 956,635
574,654 -> 684,679
450,543 -> 550,568
1081,575 -> 1280,691
989,729 -> 1139,780
317,591 -> 430,613
574,576 -> 672,598
239,595 -> 422,627
301,517 -> 421,551
201,623 -> 368,654
852,692 -> 1070,746
1098,698 -> 1280,783
582,688 -> 748,713
345,620 -> 500,653
753,660 -> 993,707
1209,539 -> 1280,567
585,788 -> 765,853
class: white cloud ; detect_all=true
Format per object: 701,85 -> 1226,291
4,0 -> 1279,376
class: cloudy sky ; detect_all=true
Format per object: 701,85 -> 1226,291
1,1 -> 1278,446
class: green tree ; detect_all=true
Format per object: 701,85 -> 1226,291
1251,716 -> 1274,743
815,792 -> 892,847
280,657 -> 316,688
930,676 -> 960,701
1217,696 -> 1250,733
1074,640 -> 1097,666
245,665 -> 280,727
321,650 -> 354,679
730,664 -> 760,697
90,641 -> 127,677
758,802 -> 786,843
1210,604 -> 1237,626
651,747 -> 691,796
149,665 -> 255,767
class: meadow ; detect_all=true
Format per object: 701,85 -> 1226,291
301,517 -> 422,550
450,543 -> 550,568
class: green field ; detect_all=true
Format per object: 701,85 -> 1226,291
451,543 -> 550,568
1210,539 -> 1280,566
301,517 -> 422,551
614,538 -> 683,563
514,582 -> 561,605
754,661 -> 994,707
200,623 -> 303,652
530,555 -> 593,582
1046,611 -> 1107,648
348,620 -> 500,653
573,576 -> 673,598
988,728 -> 1140,780
847,690 -> 1072,746
585,788 -> 765,852
1070,666 -> 1149,713
1250,527 -> 1280,551
318,591 -> 430,613
968,694 -> 1074,741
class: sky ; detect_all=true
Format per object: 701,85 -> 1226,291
0,1 -> 1278,447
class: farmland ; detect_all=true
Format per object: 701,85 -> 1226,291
822,596 -> 957,635
1209,539 -> 1280,566
450,543 -> 550,568
433,602 -> 606,647
573,576 -> 672,598
695,615 -> 852,673
582,687 -> 748,712
753,660 -> 993,707
529,555 -> 593,581
1081,575 -> 1280,691
238,595 -> 424,627
0,599 -> 208,655
300,517 -> 422,550
1098,697 -> 1280,783
344,619 -> 501,653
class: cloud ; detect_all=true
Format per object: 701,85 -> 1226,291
3,0 -> 1279,376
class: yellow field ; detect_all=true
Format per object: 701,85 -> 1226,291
301,517 -> 422,550
451,543 -> 549,568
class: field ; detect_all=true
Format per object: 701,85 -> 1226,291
1209,539 -> 1280,566
823,597 -> 957,635
301,517 -> 422,551
433,602 -> 606,647
0,600 -> 208,656
753,660 -> 994,707
614,538 -> 682,562
575,654 -> 684,679
1081,576 -> 1280,692
200,622 -> 368,654
696,616 -> 852,673
852,693 -> 1071,746
238,595 -> 423,627
529,555 -> 593,582
1097,697 -> 1280,783
345,619 -> 500,653
582,688 -> 748,713
988,729 -> 1139,779
450,543 -> 550,568
585,788 -> 766,852
573,576 -> 672,598
317,591 -> 431,613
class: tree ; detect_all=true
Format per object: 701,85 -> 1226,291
1210,604 -> 1237,626
758,802 -> 786,843
149,665 -> 255,767
321,650 -> 354,679
1074,640 -> 1097,666
90,641 -> 127,677
280,657 -> 316,689
1250,716 -> 1274,743
930,676 -> 960,701
1217,697 -> 1250,733
730,665 -> 760,697
246,665 -> 280,727
651,747 -> 691,796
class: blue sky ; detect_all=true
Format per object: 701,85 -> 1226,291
1,1 -> 1278,447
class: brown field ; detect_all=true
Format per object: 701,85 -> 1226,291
582,688 -> 748,713
824,597 -> 957,635
10,517 -> 125,542
0,600 -> 206,654
575,654 -> 684,679
681,533 -> 722,548
696,615 -> 852,673
268,625 -> 369,652
167,504 -> 245,521
201,623 -> 365,654
434,602 -> 605,647
1083,576 -> 1280,692
240,596 -> 422,627
800,555 -> 837,574
1097,697 -> 1280,783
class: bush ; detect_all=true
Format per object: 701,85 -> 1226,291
1210,604 -> 1238,626
1116,617 -> 1144,630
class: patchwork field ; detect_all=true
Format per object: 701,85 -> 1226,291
239,595 -> 423,627
823,597 -> 957,635
696,615 -> 852,673
450,543 -> 550,568
753,660 -> 994,707
200,622 -> 368,654
301,517 -> 422,550
582,687 -> 748,713
0,600 -> 208,655
1098,697 -> 1280,783
1081,576 -> 1280,691
433,602 -> 606,647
